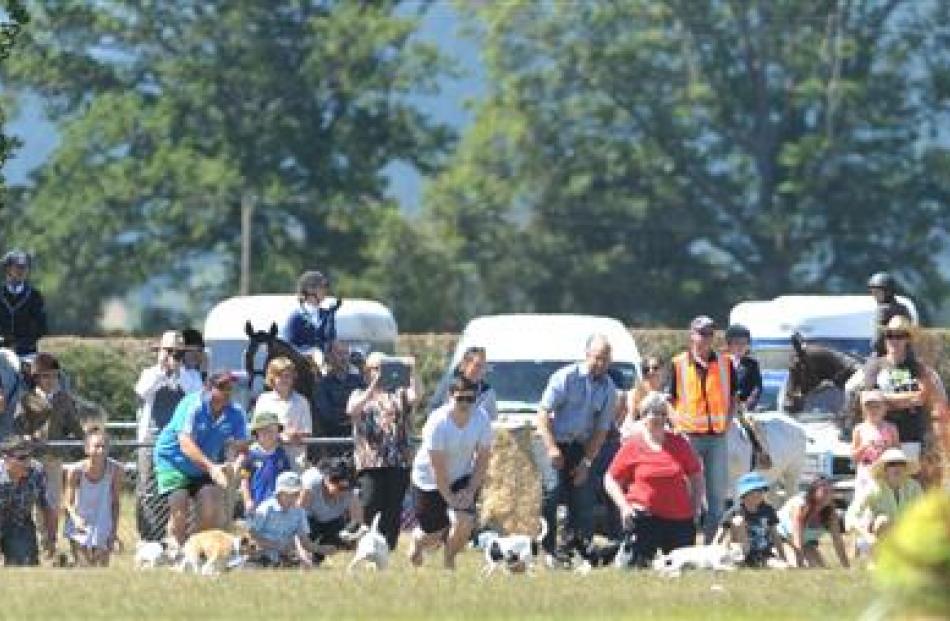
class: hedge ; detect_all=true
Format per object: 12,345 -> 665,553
38,329 -> 950,424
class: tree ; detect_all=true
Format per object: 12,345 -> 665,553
1,1 -> 452,332
427,0 -> 950,326
0,0 -> 29,208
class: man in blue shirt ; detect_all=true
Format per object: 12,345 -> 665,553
536,335 -> 617,557
153,371 -> 249,545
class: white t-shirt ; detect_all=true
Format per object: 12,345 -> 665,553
254,391 -> 312,468
134,365 -> 203,442
411,403 -> 492,491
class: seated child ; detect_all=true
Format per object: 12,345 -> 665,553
247,471 -> 314,567
240,410 -> 293,515
716,472 -> 786,568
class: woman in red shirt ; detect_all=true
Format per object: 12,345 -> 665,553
605,391 -> 705,567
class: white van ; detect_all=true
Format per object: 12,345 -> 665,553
429,314 -> 641,425
203,295 -> 398,375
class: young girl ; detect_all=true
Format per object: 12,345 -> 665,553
63,428 -> 121,566
777,476 -> 850,569
851,390 -> 899,497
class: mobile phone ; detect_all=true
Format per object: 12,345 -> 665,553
379,357 -> 412,392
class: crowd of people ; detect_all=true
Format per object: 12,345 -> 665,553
0,254 -> 947,574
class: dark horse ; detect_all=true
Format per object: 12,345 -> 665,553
783,332 -> 864,428
243,321 -> 321,410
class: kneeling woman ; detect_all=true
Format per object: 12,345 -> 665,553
604,392 -> 704,566
777,476 -> 850,569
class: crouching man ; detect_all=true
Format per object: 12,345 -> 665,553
408,377 -> 492,570
152,371 -> 249,546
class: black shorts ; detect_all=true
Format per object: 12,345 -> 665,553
309,516 -> 347,548
412,476 -> 472,534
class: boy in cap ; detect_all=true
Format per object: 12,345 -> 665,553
239,410 -> 293,515
716,472 -> 786,568
247,471 -> 314,567
0,438 -> 56,565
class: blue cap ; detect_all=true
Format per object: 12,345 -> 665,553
736,472 -> 770,498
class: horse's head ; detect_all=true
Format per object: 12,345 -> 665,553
243,321 -> 280,387
784,335 -> 862,413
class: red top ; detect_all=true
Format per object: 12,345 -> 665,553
608,431 -> 702,520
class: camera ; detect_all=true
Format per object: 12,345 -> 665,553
379,357 -> 412,392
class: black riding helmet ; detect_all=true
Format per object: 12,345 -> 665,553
867,271 -> 896,293
725,324 -> 751,342
2,249 -> 30,270
296,270 -> 329,300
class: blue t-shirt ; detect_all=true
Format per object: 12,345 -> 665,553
241,444 -> 293,505
153,391 -> 249,478
249,497 -> 310,545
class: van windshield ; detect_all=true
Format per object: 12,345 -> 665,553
485,361 -> 638,408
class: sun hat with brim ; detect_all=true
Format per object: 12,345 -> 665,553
860,389 -> 886,406
736,472 -> 770,498
275,471 -> 303,494
249,410 -> 283,433
871,448 -> 919,479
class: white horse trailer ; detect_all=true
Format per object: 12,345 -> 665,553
203,295 -> 398,374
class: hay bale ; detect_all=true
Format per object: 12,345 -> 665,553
480,425 -> 542,536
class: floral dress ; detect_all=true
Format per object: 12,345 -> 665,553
353,389 -> 412,472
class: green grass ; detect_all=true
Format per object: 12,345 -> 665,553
0,498 -> 873,621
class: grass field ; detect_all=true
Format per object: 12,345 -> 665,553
0,498 -> 875,621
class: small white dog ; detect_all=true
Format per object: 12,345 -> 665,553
133,540 -> 172,570
480,518 -> 548,576
652,543 -> 746,577
347,513 -> 389,572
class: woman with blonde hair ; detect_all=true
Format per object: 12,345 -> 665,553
620,356 -> 673,441
253,356 -> 312,470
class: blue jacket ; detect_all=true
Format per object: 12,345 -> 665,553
0,284 -> 47,356
282,302 -> 340,354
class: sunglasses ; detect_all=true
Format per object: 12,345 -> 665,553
695,329 -> 715,338
885,332 -> 909,340
644,365 -> 661,373
212,383 -> 234,392
454,394 -> 477,403
6,453 -> 31,461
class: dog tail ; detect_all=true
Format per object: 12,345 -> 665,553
536,517 -> 548,544
370,512 -> 382,534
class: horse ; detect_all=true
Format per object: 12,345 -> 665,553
243,321 -> 320,410
783,332 -> 864,429
727,412 -> 807,505
0,347 -> 23,438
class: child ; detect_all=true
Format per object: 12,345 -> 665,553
247,471 -> 314,567
716,472 -> 786,568
851,390 -> 899,497
239,410 -> 293,515
777,476 -> 850,569
63,428 -> 121,566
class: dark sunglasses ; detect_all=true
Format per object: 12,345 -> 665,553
212,383 -> 234,392
7,453 -> 31,461
695,329 -> 715,337
644,365 -> 661,373
464,346 -> 486,355
885,332 -> 910,340
454,393 -> 477,403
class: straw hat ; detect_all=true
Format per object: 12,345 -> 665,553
871,447 -> 919,479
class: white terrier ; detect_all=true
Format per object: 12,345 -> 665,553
133,540 -> 171,570
347,513 -> 389,572
653,542 -> 746,577
479,518 -> 548,576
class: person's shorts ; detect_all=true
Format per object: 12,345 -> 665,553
308,516 -> 347,548
412,476 -> 473,535
0,520 -> 39,566
155,466 -> 213,497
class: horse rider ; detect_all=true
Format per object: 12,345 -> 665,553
867,271 -> 912,356
669,315 -> 737,543
0,250 -> 47,361
724,324 -> 770,469
281,270 -> 343,357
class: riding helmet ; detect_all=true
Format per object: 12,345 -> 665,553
867,271 -> 896,292
296,270 -> 329,298
2,249 -> 30,269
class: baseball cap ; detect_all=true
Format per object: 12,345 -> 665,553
276,471 -> 303,494
690,316 -> 715,333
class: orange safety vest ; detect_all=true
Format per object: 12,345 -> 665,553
671,351 -> 732,435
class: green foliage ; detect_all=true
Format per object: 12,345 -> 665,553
0,0 -> 29,204
424,0 -> 950,327
2,0 -> 452,332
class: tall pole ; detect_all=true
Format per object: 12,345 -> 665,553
240,193 -> 253,296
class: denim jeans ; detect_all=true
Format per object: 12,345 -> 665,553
1,520 -> 39,566
540,442 -> 595,553
687,433 -> 729,543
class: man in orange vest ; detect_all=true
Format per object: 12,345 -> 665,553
669,316 -> 737,543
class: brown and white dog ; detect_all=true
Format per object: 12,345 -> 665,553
176,529 -> 251,576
